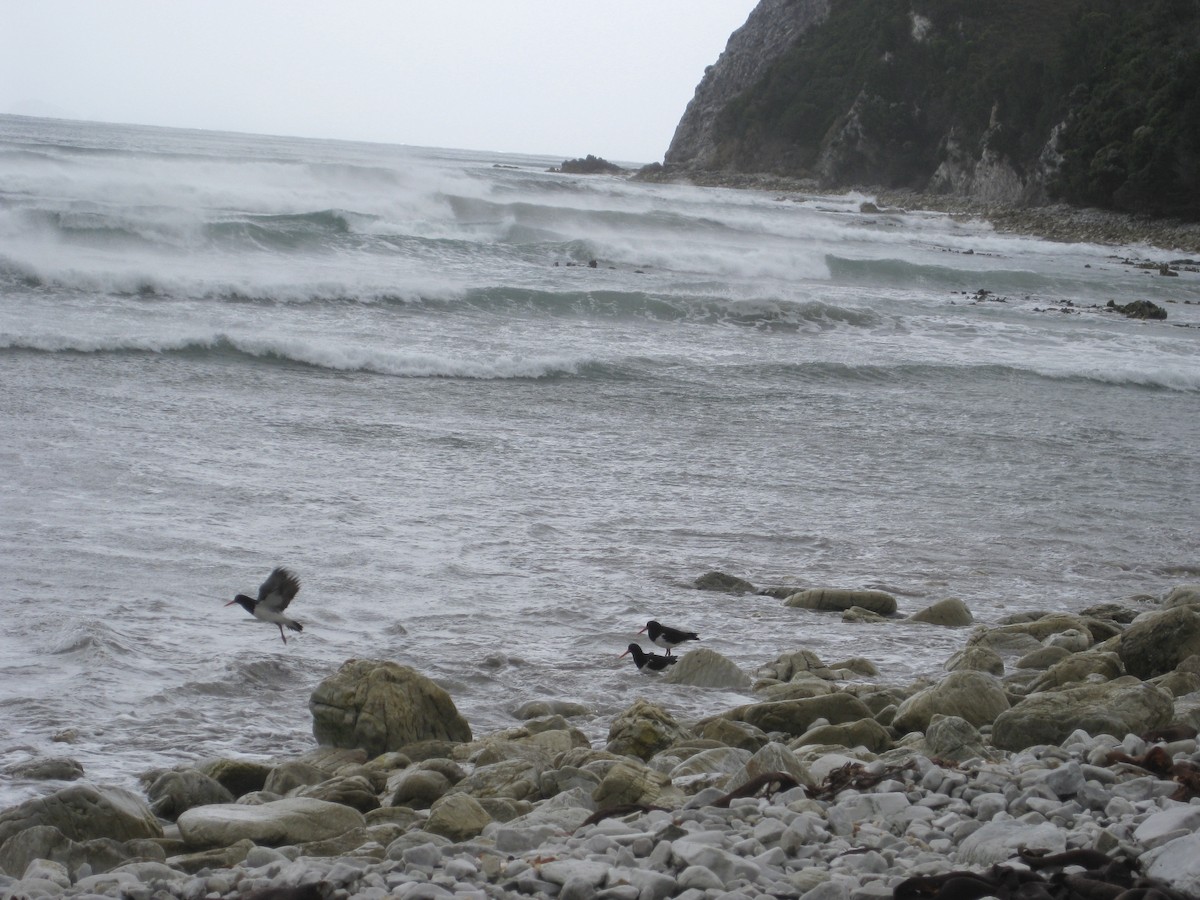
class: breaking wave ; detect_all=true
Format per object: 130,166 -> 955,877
0,331 -> 604,380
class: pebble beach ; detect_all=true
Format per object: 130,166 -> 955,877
6,583 -> 1200,900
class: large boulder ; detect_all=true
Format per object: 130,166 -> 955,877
196,758 -> 272,797
447,758 -> 545,802
971,613 -> 1107,647
663,648 -> 752,689
1164,585 -> 1200,609
0,785 -> 162,848
756,649 -> 837,684
922,715 -> 992,762
1022,650 -> 1124,693
0,826 -> 159,879
908,597 -> 973,626
944,646 -> 1004,675
426,794 -> 492,842
693,571 -> 756,593
310,659 -> 471,757
592,760 -> 672,808
175,797 -> 366,849
1119,606 -> 1200,679
295,775 -> 381,813
165,839 -> 255,874
263,760 -> 329,796
390,769 -> 452,809
147,769 -> 235,820
991,678 -> 1173,751
793,718 -> 893,753
605,699 -> 692,761
695,717 -> 770,752
666,747 -> 754,790
713,692 -> 874,737
512,699 -> 592,720
784,588 -> 897,616
892,671 -> 1010,734
724,741 -> 813,793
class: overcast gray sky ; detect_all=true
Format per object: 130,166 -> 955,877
1,1 -> 759,162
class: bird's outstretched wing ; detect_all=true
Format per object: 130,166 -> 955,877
257,567 -> 301,612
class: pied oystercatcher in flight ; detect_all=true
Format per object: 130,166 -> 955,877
226,567 -> 303,643
619,643 -> 678,672
638,620 -> 700,656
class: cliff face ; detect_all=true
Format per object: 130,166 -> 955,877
665,0 -> 831,170
661,0 -> 1200,219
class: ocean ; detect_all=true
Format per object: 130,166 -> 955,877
1,114 -> 1197,807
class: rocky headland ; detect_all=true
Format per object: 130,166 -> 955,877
6,580 -> 1200,899
646,0 -> 1200,248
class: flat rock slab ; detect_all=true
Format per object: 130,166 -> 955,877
176,797 -> 365,848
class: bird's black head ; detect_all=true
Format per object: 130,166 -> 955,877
226,594 -> 256,613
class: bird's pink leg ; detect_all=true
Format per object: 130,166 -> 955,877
278,625 -> 287,644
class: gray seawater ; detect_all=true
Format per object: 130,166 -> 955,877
2,115 -> 1198,806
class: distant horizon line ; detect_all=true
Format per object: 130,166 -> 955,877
0,110 -> 659,168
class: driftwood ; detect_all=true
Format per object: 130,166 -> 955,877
805,760 -> 917,802
895,846 -> 1191,900
578,803 -> 670,827
242,885 -> 329,900
1107,745 -> 1200,801
711,771 -> 800,808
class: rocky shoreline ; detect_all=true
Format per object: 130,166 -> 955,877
633,167 -> 1200,255
6,580 -> 1200,899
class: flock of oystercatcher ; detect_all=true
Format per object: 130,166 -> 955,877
226,569 -> 702,674
619,619 -> 701,673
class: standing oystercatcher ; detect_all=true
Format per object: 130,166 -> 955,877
638,620 -> 700,656
619,643 -> 678,672
226,567 -> 303,643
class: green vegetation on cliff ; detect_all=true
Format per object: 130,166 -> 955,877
1054,0 -> 1199,217
712,0 -> 1199,219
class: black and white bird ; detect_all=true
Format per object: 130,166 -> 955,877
226,567 -> 303,644
619,643 -> 678,672
638,620 -> 700,656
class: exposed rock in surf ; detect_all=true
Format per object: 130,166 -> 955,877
1106,298 -> 1168,319
692,570 -> 757,593
662,647 -> 752,689
908,596 -> 974,626
3,757 -> 84,782
550,155 -> 624,175
784,587 -> 898,615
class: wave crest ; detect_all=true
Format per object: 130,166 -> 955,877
0,331 -> 596,380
